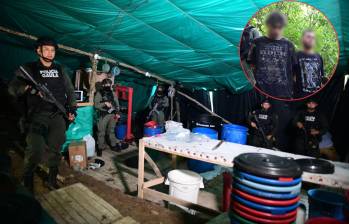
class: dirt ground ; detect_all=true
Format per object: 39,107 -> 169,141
8,149 -> 208,224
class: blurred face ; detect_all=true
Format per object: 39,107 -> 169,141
157,88 -> 164,96
37,45 -> 56,61
302,31 -> 316,50
307,101 -> 318,110
262,102 -> 271,110
267,24 -> 284,39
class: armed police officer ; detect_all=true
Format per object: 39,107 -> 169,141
248,99 -> 278,149
95,78 -> 127,154
8,37 -> 77,192
293,98 -> 328,157
148,85 -> 169,126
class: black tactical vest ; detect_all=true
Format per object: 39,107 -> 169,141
26,61 -> 67,112
302,110 -> 321,131
101,89 -> 116,108
255,109 -> 274,134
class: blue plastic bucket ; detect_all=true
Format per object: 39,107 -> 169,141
188,127 -> 217,173
222,124 -> 248,144
308,189 -> 345,220
115,124 -> 127,140
144,126 -> 163,137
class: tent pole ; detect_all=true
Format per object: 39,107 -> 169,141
0,25 -> 231,124
177,90 -> 231,124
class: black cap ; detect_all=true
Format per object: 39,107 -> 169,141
35,36 -> 58,49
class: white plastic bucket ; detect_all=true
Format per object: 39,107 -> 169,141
165,169 -> 204,214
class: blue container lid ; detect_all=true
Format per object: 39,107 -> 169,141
192,127 -> 218,135
192,127 -> 218,140
223,124 -> 248,132
235,170 -> 302,186
308,189 -> 345,206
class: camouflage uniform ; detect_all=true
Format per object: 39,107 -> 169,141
94,89 -> 120,149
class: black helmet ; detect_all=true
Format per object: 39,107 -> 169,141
35,36 -> 58,49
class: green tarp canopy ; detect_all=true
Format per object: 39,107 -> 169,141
0,0 -> 348,93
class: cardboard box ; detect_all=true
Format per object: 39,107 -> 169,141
69,141 -> 87,170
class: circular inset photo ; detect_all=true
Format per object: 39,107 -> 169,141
239,1 -> 339,101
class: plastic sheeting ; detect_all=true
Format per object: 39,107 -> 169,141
0,0 -> 348,92
62,105 -> 94,152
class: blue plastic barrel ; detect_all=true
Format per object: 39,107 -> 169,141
144,126 -> 163,137
188,127 -> 218,173
308,189 -> 345,220
222,124 -> 248,144
115,124 -> 127,140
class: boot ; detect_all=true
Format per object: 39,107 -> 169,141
110,144 -> 121,152
23,173 -> 34,193
47,167 -> 59,190
97,145 -> 105,157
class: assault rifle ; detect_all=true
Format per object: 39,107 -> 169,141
147,103 -> 158,120
100,93 -> 118,114
19,66 -> 70,121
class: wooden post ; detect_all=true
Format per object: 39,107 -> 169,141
88,57 -> 98,103
137,139 -> 145,198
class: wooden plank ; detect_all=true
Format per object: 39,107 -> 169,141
171,154 -> 177,169
143,188 -> 220,216
74,183 -> 122,219
143,142 -> 232,167
42,192 -> 77,224
39,196 -> 68,224
66,185 -> 121,223
138,139 -> 145,198
144,151 -> 162,177
143,177 -> 165,188
57,187 -> 100,224
77,102 -> 94,107
48,189 -> 88,224
113,216 -> 139,224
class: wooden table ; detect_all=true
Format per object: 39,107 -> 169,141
137,135 -> 349,213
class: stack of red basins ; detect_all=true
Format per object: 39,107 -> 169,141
230,153 -> 303,224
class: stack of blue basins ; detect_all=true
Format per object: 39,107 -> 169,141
230,153 -> 303,224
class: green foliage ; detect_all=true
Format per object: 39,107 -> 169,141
250,1 -> 339,77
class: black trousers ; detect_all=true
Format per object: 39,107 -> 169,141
294,135 -> 320,157
249,133 -> 274,149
